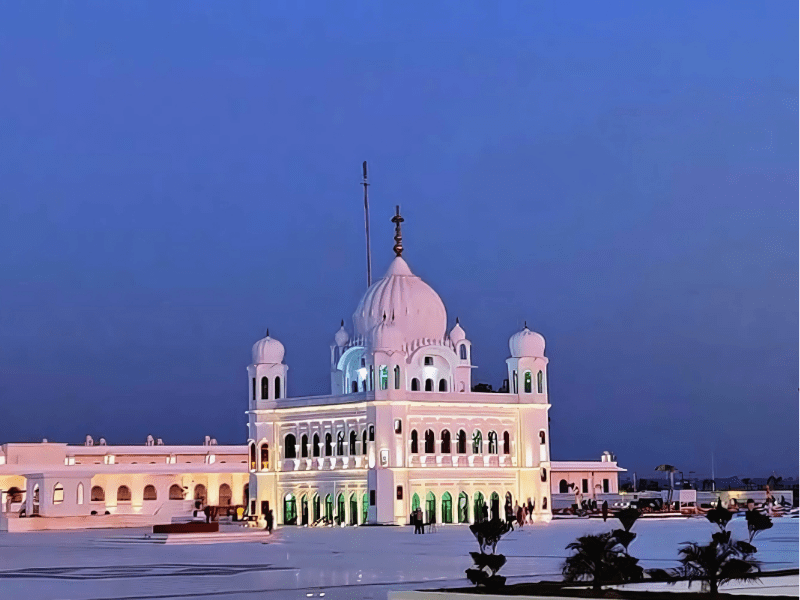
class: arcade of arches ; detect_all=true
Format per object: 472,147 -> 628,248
278,486 -> 527,526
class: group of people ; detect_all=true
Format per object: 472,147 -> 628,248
411,507 -> 429,533
507,499 -> 536,529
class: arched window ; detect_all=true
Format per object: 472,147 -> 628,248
457,430 -> 467,454
394,365 -> 401,389
424,429 -> 435,454
459,344 -> 468,360
284,434 -> 296,459
117,485 -> 131,502
169,484 -> 183,500
336,431 -> 345,456
537,371 -> 544,393
313,433 -> 320,457
218,483 -> 232,505
438,379 -> 447,392
542,497 -> 548,509
76,482 -> 84,505
252,377 -> 256,401
441,430 -> 451,453
411,493 -> 420,512
410,430 -> 419,453
362,430 -> 367,454
424,378 -> 433,391
260,442 -> 269,469
275,376 -> 281,399
325,433 -> 332,457
524,371 -> 532,393
351,380 -> 358,393
53,483 -> 64,504
91,486 -> 105,502
193,484 -> 206,503
143,485 -> 157,501
349,430 -> 357,455
301,434 -> 308,458
559,479 -> 569,494
472,431 -> 482,454
261,376 -> 269,399
369,425 -> 375,441
512,370 -> 518,394
411,378 -> 420,391
539,431 -> 546,445
488,431 -> 498,454
541,468 -> 547,482
379,365 -> 388,390
249,442 -> 256,470
503,431 -> 510,454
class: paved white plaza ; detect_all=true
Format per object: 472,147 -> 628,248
0,517 -> 796,599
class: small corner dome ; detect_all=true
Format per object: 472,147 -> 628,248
449,320 -> 466,345
252,332 -> 285,364
334,321 -> 350,347
509,325 -> 545,358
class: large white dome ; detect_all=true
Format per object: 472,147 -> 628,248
252,332 -> 285,364
353,257 -> 447,345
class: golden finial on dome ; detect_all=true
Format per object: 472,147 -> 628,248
391,205 -> 404,257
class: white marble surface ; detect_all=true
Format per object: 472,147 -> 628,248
0,516 -> 796,599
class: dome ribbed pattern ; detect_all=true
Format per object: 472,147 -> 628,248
353,257 -> 447,345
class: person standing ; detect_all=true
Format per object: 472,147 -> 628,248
602,500 -> 609,522
516,503 -> 524,530
265,509 -> 274,534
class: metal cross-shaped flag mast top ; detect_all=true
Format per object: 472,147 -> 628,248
391,205 -> 404,257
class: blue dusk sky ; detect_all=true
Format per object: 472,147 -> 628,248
0,2 -> 796,480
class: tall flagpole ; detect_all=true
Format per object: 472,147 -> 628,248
362,161 -> 372,287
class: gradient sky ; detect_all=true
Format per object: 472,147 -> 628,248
0,2 -> 797,481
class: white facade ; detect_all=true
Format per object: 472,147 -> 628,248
247,210 -> 567,527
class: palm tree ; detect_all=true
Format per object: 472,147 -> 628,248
677,540 -> 760,597
562,532 -> 642,591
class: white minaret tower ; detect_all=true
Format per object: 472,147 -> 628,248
507,323 -> 552,522
248,330 -> 288,403
449,318 -> 473,393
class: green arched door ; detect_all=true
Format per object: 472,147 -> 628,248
337,493 -> 345,525
324,494 -> 333,523
490,492 -> 500,521
474,492 -> 485,523
283,494 -> 297,525
458,492 -> 469,523
442,492 -> 453,524
349,493 -> 358,525
411,493 -> 420,512
362,493 -> 369,524
313,495 -> 320,522
425,492 -> 436,524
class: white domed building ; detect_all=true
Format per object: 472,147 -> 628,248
246,208 -> 624,527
